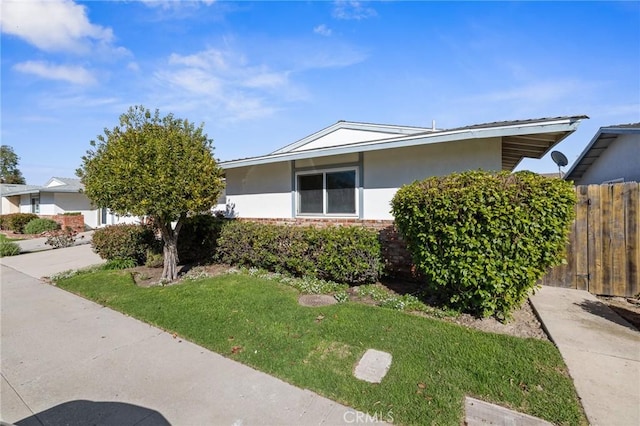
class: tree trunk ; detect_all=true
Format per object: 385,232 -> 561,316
159,218 -> 183,282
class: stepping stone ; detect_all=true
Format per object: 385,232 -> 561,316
298,294 -> 338,307
354,349 -> 392,383
465,396 -> 554,426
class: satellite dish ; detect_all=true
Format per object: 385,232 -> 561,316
551,150 -> 568,178
551,151 -> 568,167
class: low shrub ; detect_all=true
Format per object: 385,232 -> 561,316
92,224 -> 158,265
177,214 -> 226,264
23,218 -> 60,235
217,221 -> 381,285
145,250 -> 163,268
45,228 -> 77,249
391,170 -> 576,319
0,241 -> 20,257
102,258 -> 137,270
2,213 -> 38,233
44,226 -> 77,249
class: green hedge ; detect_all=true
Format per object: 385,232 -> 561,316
391,170 -> 576,319
216,221 -> 381,285
92,224 -> 159,265
1,213 -> 39,233
23,218 -> 60,234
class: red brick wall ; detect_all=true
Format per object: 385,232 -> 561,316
237,217 -> 416,280
42,214 -> 85,233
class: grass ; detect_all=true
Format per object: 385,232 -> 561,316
0,233 -> 21,242
56,270 -> 587,425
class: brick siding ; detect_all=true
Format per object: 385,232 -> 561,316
41,214 -> 85,233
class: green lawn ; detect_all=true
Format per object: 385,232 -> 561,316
57,270 -> 586,425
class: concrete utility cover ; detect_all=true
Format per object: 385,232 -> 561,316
354,349 -> 392,383
298,294 -> 338,307
464,397 -> 554,426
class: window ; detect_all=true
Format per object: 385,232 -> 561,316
31,196 -> 40,214
297,168 -> 357,216
100,208 -> 108,226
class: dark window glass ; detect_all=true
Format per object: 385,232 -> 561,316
298,173 -> 323,213
326,170 -> 356,214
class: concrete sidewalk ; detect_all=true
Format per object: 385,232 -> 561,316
0,244 -> 105,280
12,231 -> 94,254
530,286 -> 640,426
0,264 -> 365,425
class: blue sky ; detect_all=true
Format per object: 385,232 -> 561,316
2,0 -> 639,185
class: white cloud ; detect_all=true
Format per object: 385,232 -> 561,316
471,80 -> 583,104
127,62 -> 141,72
314,24 -> 332,37
0,0 -> 117,54
160,48 -> 290,94
332,1 -> 377,20
154,47 -> 299,121
157,67 -> 223,96
14,60 -> 96,85
140,0 -> 215,10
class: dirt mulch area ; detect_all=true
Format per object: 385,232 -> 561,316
129,263 -> 231,287
0,230 -> 40,240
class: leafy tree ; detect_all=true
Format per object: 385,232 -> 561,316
0,145 -> 26,184
77,106 -> 224,281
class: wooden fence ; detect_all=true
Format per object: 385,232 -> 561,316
540,182 -> 639,297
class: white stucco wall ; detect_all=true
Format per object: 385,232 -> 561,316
12,191 -> 139,229
363,137 -> 502,219
225,162 -> 293,218
1,196 -> 20,214
576,133 -> 640,184
19,194 -> 32,213
224,137 -> 502,220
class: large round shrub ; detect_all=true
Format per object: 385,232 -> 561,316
23,218 -> 60,235
2,213 -> 38,233
92,224 -> 158,265
391,170 -> 576,319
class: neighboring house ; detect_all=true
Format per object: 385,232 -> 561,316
0,177 -> 137,229
564,123 -> 640,185
219,116 -> 587,222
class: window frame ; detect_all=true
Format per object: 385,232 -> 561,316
31,195 -> 40,214
295,166 -> 359,217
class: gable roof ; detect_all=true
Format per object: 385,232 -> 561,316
221,116 -> 588,171
44,177 -> 84,192
564,123 -> 640,182
271,121 -> 436,154
1,177 -> 84,196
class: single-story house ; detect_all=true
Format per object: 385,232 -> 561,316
219,116 -> 588,223
564,123 -> 639,185
0,177 -> 137,229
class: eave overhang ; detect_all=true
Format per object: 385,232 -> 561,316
564,125 -> 640,182
221,116 -> 587,171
